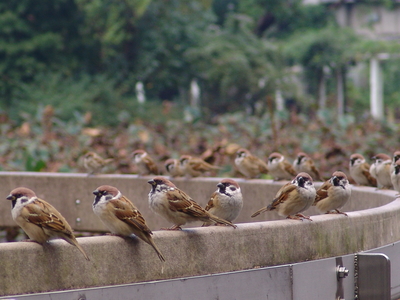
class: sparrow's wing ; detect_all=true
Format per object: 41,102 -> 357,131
361,164 -> 377,186
143,156 -> 159,174
314,181 -> 331,204
309,163 -> 322,181
22,199 -> 73,234
248,156 -> 268,173
109,196 -> 152,234
269,183 -> 297,209
190,158 -> 219,171
283,160 -> 297,176
204,192 -> 218,211
166,188 -> 208,218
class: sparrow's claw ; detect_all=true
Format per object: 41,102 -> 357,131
161,225 -> 182,231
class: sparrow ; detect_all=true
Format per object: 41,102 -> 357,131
267,152 -> 297,181
92,185 -> 165,262
251,172 -> 316,220
370,153 -> 393,189
389,151 -> 400,179
234,148 -> 269,179
349,153 -> 377,187
164,158 -> 182,178
203,179 -> 243,226
131,149 -> 159,176
293,152 -> 323,182
6,187 -> 89,261
179,155 -> 220,178
147,176 -> 236,230
83,151 -> 113,176
313,171 -> 351,215
391,159 -> 400,194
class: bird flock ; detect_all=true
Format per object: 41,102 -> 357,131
4,147 -> 400,262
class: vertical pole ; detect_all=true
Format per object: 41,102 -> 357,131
275,89 -> 284,112
370,57 -> 384,120
190,79 -> 200,108
337,67 -> 344,117
135,81 -> 146,104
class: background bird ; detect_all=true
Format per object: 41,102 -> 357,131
313,171 -> 351,215
293,152 -> 323,182
164,158 -> 182,178
391,159 -> 400,194
179,155 -> 220,178
6,187 -> 89,260
83,151 -> 113,176
203,179 -> 243,226
148,176 -> 236,230
131,149 -> 159,176
251,172 -> 316,220
92,185 -> 165,262
390,150 -> 400,180
370,153 -> 393,189
349,153 -> 377,187
267,152 -> 297,181
234,148 -> 269,179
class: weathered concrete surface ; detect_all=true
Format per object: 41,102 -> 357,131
0,172 -> 398,296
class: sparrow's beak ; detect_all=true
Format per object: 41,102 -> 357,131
217,183 -> 224,189
148,179 -> 155,185
92,190 -> 99,196
6,194 -> 14,201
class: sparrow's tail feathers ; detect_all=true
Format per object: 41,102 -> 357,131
67,237 -> 90,261
208,214 -> 236,228
251,206 -> 270,218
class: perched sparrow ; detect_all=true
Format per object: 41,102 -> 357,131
6,187 -> 89,260
370,153 -> 393,189
267,152 -> 297,181
83,151 -> 113,176
389,151 -> 400,178
147,176 -> 236,230
313,171 -> 351,215
234,148 -> 269,179
391,159 -> 400,194
92,185 -> 165,262
179,155 -> 219,178
203,179 -> 243,226
349,153 -> 377,187
251,172 -> 316,220
393,151 -> 400,163
293,152 -> 323,182
132,149 -> 159,176
164,158 -> 182,178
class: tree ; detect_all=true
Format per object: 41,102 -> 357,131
0,0 -> 88,108
284,25 -> 360,114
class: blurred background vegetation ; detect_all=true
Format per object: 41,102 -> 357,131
0,0 -> 399,175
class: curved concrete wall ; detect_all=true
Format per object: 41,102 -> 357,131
0,172 -> 398,296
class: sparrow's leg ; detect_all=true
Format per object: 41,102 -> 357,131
334,209 -> 348,216
294,213 -> 313,221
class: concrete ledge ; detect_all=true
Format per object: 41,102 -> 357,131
0,172 -> 398,296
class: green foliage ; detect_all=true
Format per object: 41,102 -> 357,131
133,0 -> 216,100
185,13 -> 277,113
0,0 -> 88,104
11,72 -> 184,126
238,0 -> 332,38
0,0 -> 400,124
